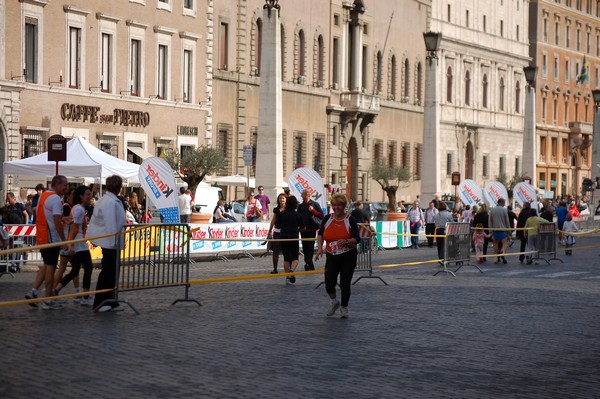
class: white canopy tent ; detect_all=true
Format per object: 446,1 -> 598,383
206,174 -> 288,188
3,136 -> 140,185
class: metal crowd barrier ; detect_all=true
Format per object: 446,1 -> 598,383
353,236 -> 387,285
435,222 -> 482,277
114,223 -> 201,312
537,222 -> 562,264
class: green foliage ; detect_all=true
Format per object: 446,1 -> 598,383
370,162 -> 412,210
164,146 -> 227,193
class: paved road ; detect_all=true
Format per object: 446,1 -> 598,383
1,235 -> 600,398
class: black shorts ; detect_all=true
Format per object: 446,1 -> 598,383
281,240 -> 299,263
40,247 -> 61,267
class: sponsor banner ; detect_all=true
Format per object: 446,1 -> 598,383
458,179 -> 484,206
513,182 -> 538,211
374,221 -> 405,248
287,167 -> 327,211
139,157 -> 179,223
483,181 -> 509,207
189,223 -> 271,253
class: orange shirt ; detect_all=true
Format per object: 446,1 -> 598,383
322,217 -> 353,254
35,191 -> 55,245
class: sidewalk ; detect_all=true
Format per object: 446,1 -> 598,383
1,236 -> 600,398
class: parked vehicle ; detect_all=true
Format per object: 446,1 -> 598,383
194,183 -> 224,214
351,201 -> 388,221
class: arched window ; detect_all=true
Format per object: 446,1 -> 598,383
254,18 -> 262,75
499,77 -> 505,111
297,29 -> 306,79
376,51 -> 383,94
390,55 -> 397,100
515,81 -> 521,113
317,35 -> 325,84
482,74 -> 488,108
416,62 -> 423,104
446,67 -> 453,103
403,59 -> 410,99
465,70 -> 471,106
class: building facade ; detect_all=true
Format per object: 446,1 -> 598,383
427,0 -> 530,200
529,0 -> 600,198
0,0 -> 432,205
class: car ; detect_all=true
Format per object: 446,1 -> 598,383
355,201 -> 388,221
225,201 -> 245,222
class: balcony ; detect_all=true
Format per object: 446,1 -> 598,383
340,91 -> 380,114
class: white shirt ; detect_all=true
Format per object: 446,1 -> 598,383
178,193 -> 193,216
71,204 -> 89,253
87,192 -> 127,249
43,193 -> 63,243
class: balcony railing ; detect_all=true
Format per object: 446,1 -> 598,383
340,91 -> 380,113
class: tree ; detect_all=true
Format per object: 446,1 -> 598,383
163,146 -> 227,194
370,162 -> 412,211
496,172 -> 527,200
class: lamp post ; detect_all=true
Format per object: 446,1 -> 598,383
421,32 -> 442,203
523,65 -> 537,188
590,89 -> 600,192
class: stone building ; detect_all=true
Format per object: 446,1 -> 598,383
423,0 -> 530,201
0,0 -> 431,205
529,0 -> 600,198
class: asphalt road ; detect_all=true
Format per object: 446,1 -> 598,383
1,234 -> 599,398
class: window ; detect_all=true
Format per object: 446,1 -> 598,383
483,15 -> 487,32
375,51 -> 383,94
401,142 -> 411,169
465,70 -> 471,106
515,81 -> 521,113
587,32 -> 591,53
403,59 -> 410,100
334,14 -> 340,26
447,4 -> 451,22
482,74 -> 488,108
446,67 -> 453,103
566,25 -> 570,48
446,152 -> 453,175
387,141 -> 397,167
517,25 -> 520,41
416,62 -> 422,104
390,55 -> 397,99
500,20 -> 504,37
69,27 -> 81,88
515,157 -> 520,176
25,17 -> 38,83
293,132 -> 306,168
373,140 -> 383,161
553,99 -> 558,125
466,10 -> 469,28
499,77 -> 505,111
313,135 -> 325,175
254,18 -> 262,75
131,39 -> 141,96
565,60 -> 570,81
551,137 -> 558,162
98,135 -> 118,157
157,44 -> 168,99
577,28 -> 581,51
216,125 -> 232,174
219,22 -> 228,70
482,155 -> 489,177
499,156 -> 506,176
413,144 -> 422,181
542,54 -> 547,76
542,97 -> 547,123
182,49 -> 192,102
540,136 -> 547,162
21,128 -> 47,158
332,37 -> 340,86
562,139 -> 569,163
180,145 -> 194,159
297,29 -> 306,78
101,33 -> 112,92
555,22 -> 559,45
554,57 -> 559,80
184,0 -> 193,10
317,35 -> 325,85
543,19 -> 548,42
539,172 -> 546,189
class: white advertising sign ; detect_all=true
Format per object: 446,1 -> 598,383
513,182 -> 539,210
457,179 -> 484,206
287,167 -> 327,210
483,181 -> 509,207
189,222 -> 270,253
139,157 -> 180,223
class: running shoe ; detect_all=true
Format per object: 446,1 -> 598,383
326,300 -> 340,316
25,290 -> 38,308
340,306 -> 349,319
41,300 -> 64,310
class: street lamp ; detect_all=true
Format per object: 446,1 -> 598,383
591,89 -> 600,191
421,31 -> 442,202
423,32 -> 442,63
522,65 -> 538,187
593,89 -> 600,107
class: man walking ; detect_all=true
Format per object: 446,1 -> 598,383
297,189 -> 324,271
489,198 -> 511,264
178,187 -> 193,223
254,185 -> 271,220
424,201 -> 438,248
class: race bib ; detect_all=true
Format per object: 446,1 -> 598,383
328,240 -> 349,256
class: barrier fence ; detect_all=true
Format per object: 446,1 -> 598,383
353,224 -> 387,285
537,222 -> 562,264
434,222 -> 482,277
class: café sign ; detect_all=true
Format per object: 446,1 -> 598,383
60,103 -> 150,127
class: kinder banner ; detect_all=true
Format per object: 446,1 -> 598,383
457,179 -> 484,206
513,182 -> 538,210
483,181 -> 509,207
139,157 -> 180,223
287,167 -> 327,211
189,223 -> 270,253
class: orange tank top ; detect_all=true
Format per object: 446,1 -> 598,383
35,191 -> 56,245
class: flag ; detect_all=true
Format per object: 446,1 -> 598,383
576,56 -> 589,84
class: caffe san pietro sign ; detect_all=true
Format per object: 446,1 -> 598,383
60,103 -> 150,127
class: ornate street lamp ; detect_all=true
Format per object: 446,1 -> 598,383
524,65 -> 537,90
423,31 -> 442,63
264,0 -> 280,16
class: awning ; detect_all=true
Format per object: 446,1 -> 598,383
127,146 -> 154,161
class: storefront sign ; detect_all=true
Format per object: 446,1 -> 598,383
60,103 -> 150,127
177,125 -> 199,136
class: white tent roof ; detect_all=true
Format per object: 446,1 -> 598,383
3,136 -> 140,182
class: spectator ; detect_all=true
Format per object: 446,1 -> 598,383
524,208 -> 548,265
350,201 -> 368,224
254,185 -> 271,220
472,204 -> 491,261
274,195 -> 304,285
297,189 -> 324,271
244,192 -> 263,222
266,193 -> 287,273
562,213 -> 578,255
213,199 -> 235,223
406,201 -> 424,249
433,202 -> 455,261
516,202 -> 531,263
489,198 -> 511,264
6,192 -> 28,224
423,201 -> 439,248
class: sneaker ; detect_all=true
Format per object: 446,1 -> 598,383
304,264 -> 310,271
55,297 -> 67,305
25,290 -> 38,308
96,305 -> 113,313
73,296 -> 81,304
340,306 -> 349,319
111,305 -> 125,312
79,297 -> 93,307
289,276 -> 296,284
270,270 -> 278,274
326,300 -> 340,316
502,257 -> 507,264
41,300 -> 63,310
285,277 -> 291,285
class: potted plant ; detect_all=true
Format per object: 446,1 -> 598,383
370,162 -> 412,221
